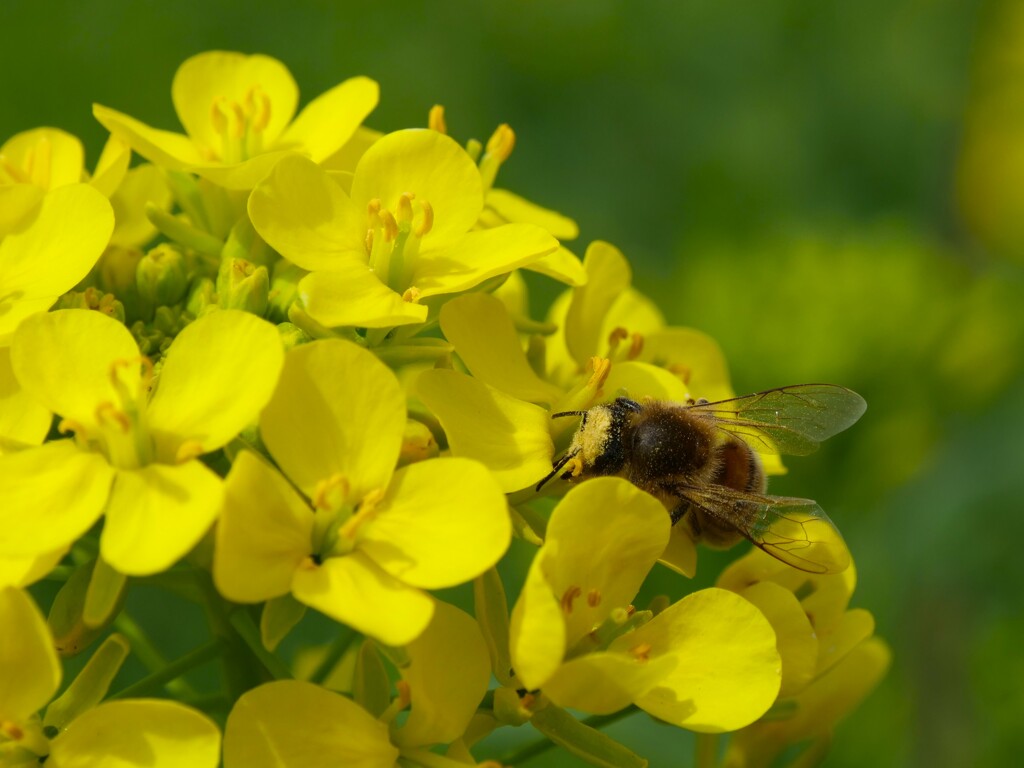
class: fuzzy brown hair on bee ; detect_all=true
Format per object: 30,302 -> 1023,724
537,384 -> 867,574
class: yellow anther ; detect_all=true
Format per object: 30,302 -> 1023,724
57,418 -> 86,436
565,455 -> 584,478
396,192 -> 415,225
414,200 -> 434,237
367,198 -> 382,224
229,101 -> 247,138
338,488 -> 386,541
364,228 -> 375,255
586,357 -> 612,390
667,363 -> 692,385
1,721 -> 24,740
312,474 -> 351,511
607,326 -> 629,351
520,692 -> 536,710
560,585 -> 582,614
95,402 -> 131,433
486,123 -> 516,162
587,589 -> 602,607
428,104 -> 447,133
298,555 -> 320,571
175,439 -> 204,463
628,332 -> 644,359
380,210 -> 399,242
210,97 -> 230,136
247,87 -> 272,133
402,286 -> 421,303
395,680 -> 412,708
630,642 -> 652,662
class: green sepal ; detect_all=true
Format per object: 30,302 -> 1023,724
43,633 -> 130,732
260,594 -> 307,652
474,568 -> 514,685
222,213 -> 276,269
83,557 -> 127,629
353,639 -> 392,718
530,702 -> 648,768
267,260 -> 306,324
146,202 -> 224,258
136,244 -> 188,318
48,559 -> 108,656
492,686 -> 532,727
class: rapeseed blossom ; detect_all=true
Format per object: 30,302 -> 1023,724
0,47 -> 886,768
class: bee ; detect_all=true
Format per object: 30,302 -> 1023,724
536,384 -> 867,574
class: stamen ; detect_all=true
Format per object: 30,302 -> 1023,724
428,104 -> 447,133
210,97 -> 229,136
587,589 -> 602,607
564,456 -> 584,478
338,488 -> 386,540
667,363 -> 692,385
607,326 -> 628,354
1,721 -> 23,740
247,87 -> 272,133
312,474 -> 351,511
396,192 -> 415,225
395,680 -> 411,708
175,439 -> 204,463
230,102 -> 247,139
57,418 -> 86,436
402,286 -> 421,303
415,201 -> 434,237
298,556 -> 319,571
95,402 -> 131,432
628,332 -> 644,359
367,198 -> 382,225
486,123 -> 516,162
560,585 -> 582,614
379,210 -> 399,242
629,642 -> 652,662
364,228 -> 374,255
586,357 -> 611,390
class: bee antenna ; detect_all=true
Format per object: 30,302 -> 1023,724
535,450 -> 577,491
550,410 -> 586,419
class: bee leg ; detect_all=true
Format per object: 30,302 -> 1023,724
669,503 -> 690,527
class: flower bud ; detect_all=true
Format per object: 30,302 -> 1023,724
185,276 -> 217,317
398,419 -> 439,467
218,257 -> 269,315
137,244 -> 188,318
267,260 -> 306,323
48,559 -> 126,656
277,321 -> 312,352
95,245 -> 144,320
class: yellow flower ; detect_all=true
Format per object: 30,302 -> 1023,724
94,50 -> 379,190
718,549 -> 891,766
0,308 -> 283,575
214,339 -> 511,645
0,127 -> 129,196
247,128 -> 559,329
0,586 -> 220,767
509,478 -> 781,732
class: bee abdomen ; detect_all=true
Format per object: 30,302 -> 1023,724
627,411 -> 714,489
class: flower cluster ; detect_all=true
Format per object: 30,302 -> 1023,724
0,51 -> 887,767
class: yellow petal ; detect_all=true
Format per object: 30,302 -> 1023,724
0,441 -> 114,556
101,461 -> 223,576
224,680 -> 398,768
172,51 -> 298,151
622,588 -> 781,733
300,266 -> 428,329
0,547 -> 67,588
48,699 -> 220,768
0,185 -> 114,342
508,560 -> 565,690
815,607 -> 875,676
641,328 -> 734,403
321,125 -> 381,173
659,525 -> 698,578
275,76 -> 379,162
147,310 -> 283,459
360,458 -> 510,589
89,135 -> 131,197
603,360 -> 690,402
188,152 -> 298,191
485,188 -> 579,239
247,153 -> 365,270
109,164 -> 173,248
0,347 -> 49,451
214,451 -> 313,603
416,369 -> 553,493
565,241 -> 632,367
395,601 -> 491,747
739,581 -> 818,698
260,339 -> 405,499
525,245 -> 588,287
1,127 -> 84,189
440,293 -> 562,404
350,129 -> 482,247
0,184 -> 43,237
292,552 -> 434,646
412,224 -> 558,298
537,478 -> 670,648
92,104 -> 204,170
0,586 -> 61,721
10,309 -> 137,433
542,651 -> 677,715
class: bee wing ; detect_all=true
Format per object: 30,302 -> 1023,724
675,483 -> 851,574
684,384 -> 867,456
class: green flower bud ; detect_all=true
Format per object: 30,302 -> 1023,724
267,259 -> 306,323
218,257 -> 269,315
137,244 -> 188,318
95,245 -> 143,321
53,288 -> 125,324
277,321 -> 312,352
398,418 -> 439,467
185,276 -> 217,317
48,559 -> 126,657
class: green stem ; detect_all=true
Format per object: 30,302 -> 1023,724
228,609 -> 293,680
399,748 -> 470,768
502,706 -> 641,767
113,612 -> 197,698
695,733 -> 720,768
42,565 -> 75,582
110,638 -> 225,700
309,628 -> 358,685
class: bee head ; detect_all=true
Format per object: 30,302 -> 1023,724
536,397 -> 641,490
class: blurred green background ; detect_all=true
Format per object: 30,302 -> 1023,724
5,0 -> 1024,765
